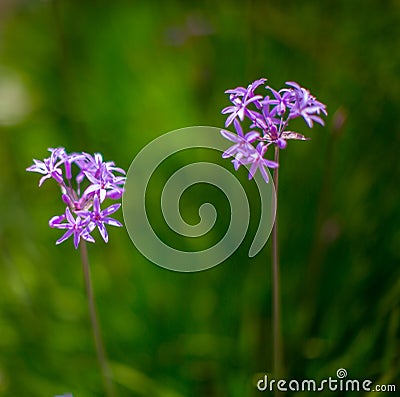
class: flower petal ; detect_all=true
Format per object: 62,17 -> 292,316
248,162 -> 257,180
56,229 -> 74,245
222,144 -> 239,158
93,194 -> 101,214
49,214 -> 67,228
103,217 -> 123,227
259,165 -> 270,183
98,222 -> 109,243
38,175 -> 51,187
65,207 -> 75,224
220,129 -> 240,143
82,232 -> 95,243
102,203 -> 121,216
73,231 -> 80,249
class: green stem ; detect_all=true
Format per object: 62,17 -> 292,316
272,146 -> 283,381
80,241 -> 116,397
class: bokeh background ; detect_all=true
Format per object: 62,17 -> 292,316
1,1 -> 399,396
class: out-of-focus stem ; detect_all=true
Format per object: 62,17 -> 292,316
272,146 -> 283,384
80,241 -> 116,397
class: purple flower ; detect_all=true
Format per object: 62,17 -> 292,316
27,148 -> 126,248
222,95 -> 263,128
78,153 -> 126,202
220,77 -> 327,183
26,147 -> 66,186
52,207 -> 95,249
284,81 -> 327,127
220,120 -> 260,170
76,194 -> 122,243
83,172 -> 116,203
225,78 -> 267,100
75,152 -> 125,187
245,142 -> 278,183
222,79 -> 267,127
264,86 -> 292,117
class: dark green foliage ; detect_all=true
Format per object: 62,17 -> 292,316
0,0 -> 399,396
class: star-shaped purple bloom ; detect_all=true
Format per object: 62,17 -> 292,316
222,80 -> 267,127
76,194 -> 122,243
51,207 -> 95,249
76,152 -> 126,185
284,81 -> 327,127
222,95 -> 263,128
26,147 -> 66,186
225,78 -> 267,101
264,86 -> 293,117
220,120 -> 260,170
244,142 -> 279,183
79,154 -> 126,202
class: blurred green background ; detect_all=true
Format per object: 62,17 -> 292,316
1,0 -> 399,396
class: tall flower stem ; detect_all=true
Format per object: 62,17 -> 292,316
80,241 -> 116,397
272,146 -> 283,381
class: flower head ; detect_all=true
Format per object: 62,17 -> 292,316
27,148 -> 126,248
220,78 -> 327,183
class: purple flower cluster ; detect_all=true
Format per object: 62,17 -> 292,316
27,148 -> 126,248
221,78 -> 327,182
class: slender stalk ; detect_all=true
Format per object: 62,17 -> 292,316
80,241 -> 116,397
272,146 -> 283,381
